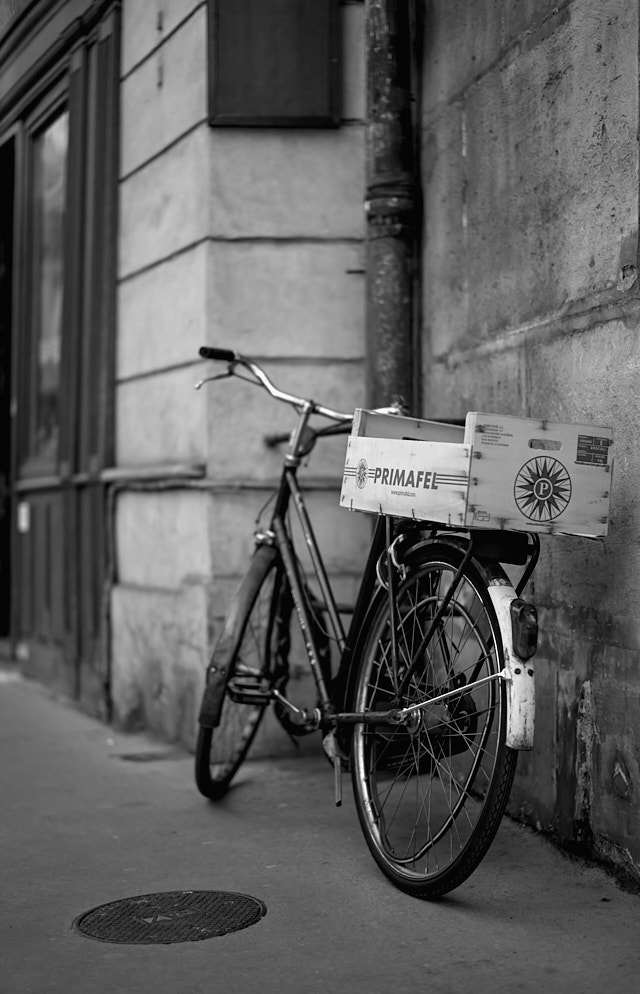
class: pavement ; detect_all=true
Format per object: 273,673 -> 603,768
1,668 -> 640,994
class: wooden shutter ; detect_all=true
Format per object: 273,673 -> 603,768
208,0 -> 340,127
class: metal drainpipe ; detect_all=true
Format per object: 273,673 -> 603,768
364,0 -> 421,412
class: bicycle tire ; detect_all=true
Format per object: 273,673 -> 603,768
195,546 -> 286,800
351,543 -> 517,899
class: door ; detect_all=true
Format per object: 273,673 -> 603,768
0,136 -> 14,648
9,10 -> 119,715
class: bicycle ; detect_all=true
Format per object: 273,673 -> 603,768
193,345 -> 542,900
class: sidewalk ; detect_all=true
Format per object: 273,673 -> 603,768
1,667 -> 639,994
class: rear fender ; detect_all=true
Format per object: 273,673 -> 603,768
395,533 -> 536,750
487,581 -> 535,750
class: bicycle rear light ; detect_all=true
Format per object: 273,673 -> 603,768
510,598 -> 538,659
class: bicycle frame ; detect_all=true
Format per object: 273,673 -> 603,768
254,400 -> 389,732
247,409 -> 540,759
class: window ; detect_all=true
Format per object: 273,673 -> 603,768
31,109 -> 69,466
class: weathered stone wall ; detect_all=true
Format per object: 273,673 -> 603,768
422,0 -> 640,877
112,1 -> 369,751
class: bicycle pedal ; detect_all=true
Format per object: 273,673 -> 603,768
228,675 -> 272,707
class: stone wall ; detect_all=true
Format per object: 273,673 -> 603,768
112,0 -> 370,752
421,0 -> 640,878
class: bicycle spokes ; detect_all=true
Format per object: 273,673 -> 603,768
351,553 -> 514,896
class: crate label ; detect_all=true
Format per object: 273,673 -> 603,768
472,508 -> 491,523
341,436 -> 470,525
475,422 -> 516,448
344,462 -> 461,495
576,434 -> 612,467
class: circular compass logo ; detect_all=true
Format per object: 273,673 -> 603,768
356,458 -> 369,489
514,457 -> 572,522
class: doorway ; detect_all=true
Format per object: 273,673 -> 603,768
0,137 -> 14,647
1,5 -> 120,716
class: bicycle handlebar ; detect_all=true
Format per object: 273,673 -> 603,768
198,345 -> 353,424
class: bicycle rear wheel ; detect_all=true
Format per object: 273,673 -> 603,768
351,544 -> 516,899
195,547 -> 287,800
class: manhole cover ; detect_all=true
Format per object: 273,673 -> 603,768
73,890 -> 266,944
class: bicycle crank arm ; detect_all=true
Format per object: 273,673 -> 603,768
334,710 -> 406,726
271,689 -> 322,730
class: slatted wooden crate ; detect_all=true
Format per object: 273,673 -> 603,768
340,409 -> 614,537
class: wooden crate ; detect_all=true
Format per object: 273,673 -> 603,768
340,409 -> 614,537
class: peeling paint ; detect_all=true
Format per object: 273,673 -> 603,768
574,680 -> 598,843
612,753 -> 632,800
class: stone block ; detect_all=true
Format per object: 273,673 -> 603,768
207,489 -> 372,579
207,126 -> 365,239
527,319 -> 640,555
115,489 -> 211,589
120,6 -> 207,177
206,241 -> 365,359
592,664 -> 640,864
422,0 -> 503,112
116,364 -> 208,468
119,127 -> 209,278
204,360 -> 365,482
422,104 -> 466,359
423,346 -> 526,422
462,0 -> 638,334
121,0 -> 201,76
502,0 -> 565,45
118,243 -> 208,380
110,582 -> 208,750
527,320 -> 639,427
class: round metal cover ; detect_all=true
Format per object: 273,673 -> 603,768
73,890 -> 266,944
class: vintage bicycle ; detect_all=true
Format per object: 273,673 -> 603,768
193,345 -> 613,900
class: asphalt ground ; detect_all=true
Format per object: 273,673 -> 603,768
1,667 -> 639,994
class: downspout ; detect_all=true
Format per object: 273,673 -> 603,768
364,0 -> 421,412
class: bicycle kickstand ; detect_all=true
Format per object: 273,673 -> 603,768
322,731 -> 343,807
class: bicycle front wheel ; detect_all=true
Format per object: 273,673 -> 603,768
195,547 -> 288,800
351,544 -> 516,899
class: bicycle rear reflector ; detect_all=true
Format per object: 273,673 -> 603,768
510,599 -> 538,660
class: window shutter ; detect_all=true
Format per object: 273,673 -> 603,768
208,0 -> 340,127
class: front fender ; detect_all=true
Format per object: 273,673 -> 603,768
198,544 -> 277,728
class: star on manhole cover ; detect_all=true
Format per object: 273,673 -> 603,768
73,890 -> 267,944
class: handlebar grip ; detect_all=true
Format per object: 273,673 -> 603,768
199,346 -> 236,362
263,431 -> 290,448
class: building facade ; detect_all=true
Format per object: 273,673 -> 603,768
1,0 -> 639,883
0,0 -> 370,740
